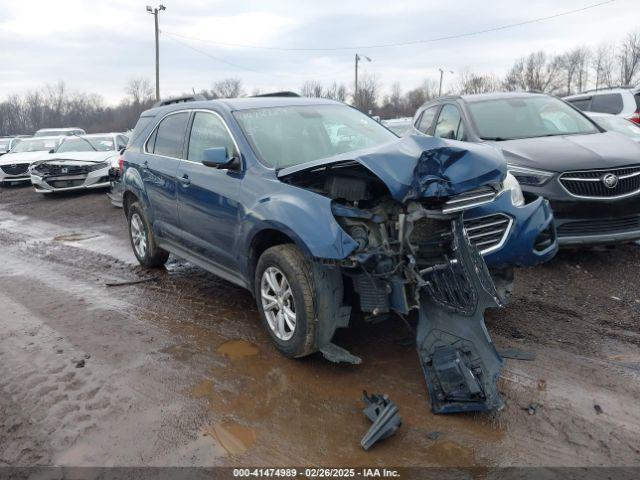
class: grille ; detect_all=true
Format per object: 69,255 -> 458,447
557,216 -> 640,237
48,179 -> 86,188
33,164 -> 89,176
442,186 -> 497,214
1,163 -> 29,175
463,214 -> 512,253
560,166 -> 640,198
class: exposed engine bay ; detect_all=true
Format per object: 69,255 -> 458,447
282,159 -> 506,413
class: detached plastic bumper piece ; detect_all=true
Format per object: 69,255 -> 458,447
417,218 -> 505,414
360,391 -> 402,450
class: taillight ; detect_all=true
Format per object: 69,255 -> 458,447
628,111 -> 640,124
117,156 -> 124,171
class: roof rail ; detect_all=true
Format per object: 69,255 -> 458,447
153,94 -> 207,108
252,91 -> 300,98
577,85 -> 635,95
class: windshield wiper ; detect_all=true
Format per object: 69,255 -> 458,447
479,136 -> 509,141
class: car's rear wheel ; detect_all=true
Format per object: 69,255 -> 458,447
127,201 -> 169,267
255,244 -> 343,358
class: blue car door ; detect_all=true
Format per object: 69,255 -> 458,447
176,110 -> 242,273
142,111 -> 190,241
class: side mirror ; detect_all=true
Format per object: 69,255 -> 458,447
48,148 -> 55,154
202,147 -> 233,168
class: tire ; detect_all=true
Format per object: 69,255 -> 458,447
255,244 -> 343,358
127,201 -> 169,267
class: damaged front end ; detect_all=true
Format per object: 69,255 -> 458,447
280,136 -> 507,413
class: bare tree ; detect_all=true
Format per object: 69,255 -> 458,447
211,78 -> 244,98
324,82 -> 348,102
353,74 -> 379,113
593,44 -> 615,89
125,78 -> 154,106
504,51 -> 560,93
618,31 -> 640,85
300,80 -> 324,98
457,69 -> 500,95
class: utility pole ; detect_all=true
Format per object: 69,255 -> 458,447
438,68 -> 454,97
146,5 -> 166,102
354,53 -> 371,107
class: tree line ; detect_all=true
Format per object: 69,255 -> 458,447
2,30 -> 640,136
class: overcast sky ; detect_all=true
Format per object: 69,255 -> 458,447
0,0 -> 638,104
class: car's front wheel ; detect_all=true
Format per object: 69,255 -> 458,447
255,244 -> 343,358
127,201 -> 169,267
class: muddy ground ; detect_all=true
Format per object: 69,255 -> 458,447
0,184 -> 639,468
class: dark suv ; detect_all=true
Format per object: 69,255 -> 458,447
122,96 -> 557,413
413,92 -> 640,246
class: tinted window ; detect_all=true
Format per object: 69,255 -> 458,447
567,97 -> 591,111
417,106 -> 438,133
434,104 -> 464,140
187,112 -> 236,162
152,112 -> 190,158
590,93 -> 624,114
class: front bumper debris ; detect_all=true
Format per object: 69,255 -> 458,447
360,391 -> 402,450
417,218 -> 504,413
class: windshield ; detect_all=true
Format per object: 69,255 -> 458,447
234,105 -> 397,168
0,140 -> 10,151
594,115 -> 640,140
11,138 -> 58,153
56,136 -> 115,153
467,96 -> 599,141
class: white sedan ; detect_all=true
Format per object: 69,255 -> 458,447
0,137 -> 61,185
30,133 -> 128,193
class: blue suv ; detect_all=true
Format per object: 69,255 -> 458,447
122,96 -> 556,413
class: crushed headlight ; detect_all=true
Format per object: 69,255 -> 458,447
507,164 -> 554,187
503,172 -> 525,207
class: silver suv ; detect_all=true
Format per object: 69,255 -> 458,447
564,86 -> 640,124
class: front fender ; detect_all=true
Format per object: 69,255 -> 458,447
240,187 -> 358,265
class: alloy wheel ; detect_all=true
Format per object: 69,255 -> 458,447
130,213 -> 148,259
260,266 -> 296,341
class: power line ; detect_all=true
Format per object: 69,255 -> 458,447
163,33 -> 354,80
162,0 -> 616,52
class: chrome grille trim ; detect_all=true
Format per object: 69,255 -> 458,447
559,165 -> 640,199
463,213 -> 513,255
442,187 -> 498,214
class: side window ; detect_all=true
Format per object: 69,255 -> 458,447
187,111 -> 237,162
567,97 -> 591,111
434,104 -> 464,140
590,93 -> 624,114
150,112 -> 190,158
416,106 -> 438,134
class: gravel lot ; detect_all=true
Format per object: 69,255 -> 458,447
0,184 -> 639,467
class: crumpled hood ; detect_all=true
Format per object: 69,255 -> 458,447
488,131 -> 640,172
278,135 -> 506,202
0,151 -> 50,166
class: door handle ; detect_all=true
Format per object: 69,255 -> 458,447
179,174 -> 191,186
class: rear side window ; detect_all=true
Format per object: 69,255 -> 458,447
149,112 -> 190,158
567,97 -> 591,111
416,106 -> 439,134
634,93 -> 640,110
131,115 -> 153,144
590,93 -> 624,114
187,112 -> 236,162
